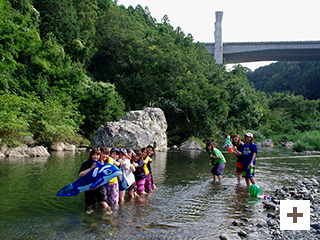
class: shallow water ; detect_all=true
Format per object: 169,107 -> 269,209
0,148 -> 319,239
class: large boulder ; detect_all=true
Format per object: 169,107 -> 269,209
91,108 -> 168,151
5,146 -> 50,157
257,139 -> 274,148
179,140 -> 203,150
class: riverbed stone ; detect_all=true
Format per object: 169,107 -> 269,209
238,230 -> 247,237
256,219 -> 267,228
219,234 -> 231,240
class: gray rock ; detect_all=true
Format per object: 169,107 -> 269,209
50,142 -> 65,151
267,219 -> 277,227
281,141 -> 294,147
256,139 -> 273,148
263,202 -> 278,210
5,146 -> 50,157
64,143 -> 76,151
92,108 -> 168,151
256,219 -> 267,228
179,140 -> 203,150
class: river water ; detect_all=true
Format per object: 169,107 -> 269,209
0,148 -> 319,239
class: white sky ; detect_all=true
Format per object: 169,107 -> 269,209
118,0 -> 320,70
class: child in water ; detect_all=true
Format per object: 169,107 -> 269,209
118,148 -> 136,203
231,134 -> 244,184
78,148 -> 111,214
232,133 -> 257,188
205,142 -> 227,184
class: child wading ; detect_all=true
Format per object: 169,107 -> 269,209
206,141 -> 227,184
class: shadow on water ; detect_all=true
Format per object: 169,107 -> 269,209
0,147 -> 319,239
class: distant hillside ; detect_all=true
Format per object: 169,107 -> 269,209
246,61 -> 320,100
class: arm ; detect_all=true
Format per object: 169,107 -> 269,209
231,148 -> 242,156
79,162 -> 96,177
130,163 -> 136,172
112,159 -> 120,167
249,152 -> 256,168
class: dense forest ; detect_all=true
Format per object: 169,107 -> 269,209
1,0 -> 320,150
246,61 -> 320,100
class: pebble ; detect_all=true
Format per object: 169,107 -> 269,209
238,230 -> 247,237
232,176 -> 320,239
219,234 -> 231,240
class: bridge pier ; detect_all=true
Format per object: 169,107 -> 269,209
214,11 -> 223,64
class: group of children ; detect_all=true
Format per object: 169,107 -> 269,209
79,145 -> 156,214
206,132 -> 257,188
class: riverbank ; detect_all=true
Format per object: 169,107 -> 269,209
221,177 -> 320,239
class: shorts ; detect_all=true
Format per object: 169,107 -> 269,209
236,161 -> 242,174
242,164 -> 255,178
211,162 -> 226,176
85,185 -> 107,206
106,182 -> 119,205
127,182 -> 136,191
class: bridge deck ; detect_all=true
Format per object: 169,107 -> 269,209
205,41 -> 320,63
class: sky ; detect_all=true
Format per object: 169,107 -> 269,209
117,0 -> 320,70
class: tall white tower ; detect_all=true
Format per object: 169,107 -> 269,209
214,11 -> 223,64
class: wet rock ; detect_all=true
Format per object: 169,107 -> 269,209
267,212 -> 276,218
272,230 -> 281,236
240,217 -> 249,222
256,219 -> 267,228
219,234 -> 231,240
263,202 -> 278,210
232,220 -> 243,226
311,223 -> 320,229
267,219 -> 277,227
238,230 -> 247,237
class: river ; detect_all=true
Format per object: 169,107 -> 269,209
0,147 -> 319,239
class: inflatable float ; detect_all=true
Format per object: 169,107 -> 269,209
56,161 -> 122,197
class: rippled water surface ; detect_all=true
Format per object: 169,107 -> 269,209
0,148 -> 319,239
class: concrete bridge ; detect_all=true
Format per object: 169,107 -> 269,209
206,12 -> 320,64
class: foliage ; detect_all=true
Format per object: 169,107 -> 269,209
0,92 -> 83,147
293,130 -> 320,152
246,61 -> 320,100
2,0 -> 320,150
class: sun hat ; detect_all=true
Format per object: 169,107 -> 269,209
244,132 -> 253,138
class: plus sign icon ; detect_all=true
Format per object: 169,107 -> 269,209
280,200 -> 310,230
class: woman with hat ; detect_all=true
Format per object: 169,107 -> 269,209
232,133 -> 257,188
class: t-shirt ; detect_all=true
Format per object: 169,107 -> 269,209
209,148 -> 226,164
235,143 -> 244,163
241,143 -> 257,166
107,157 -> 118,185
120,158 -> 135,187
